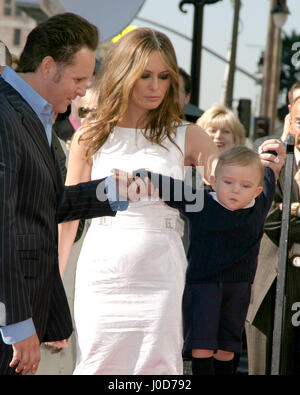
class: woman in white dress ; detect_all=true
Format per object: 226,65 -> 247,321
58,27 -> 219,375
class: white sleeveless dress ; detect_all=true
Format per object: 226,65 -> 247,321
73,125 -> 188,375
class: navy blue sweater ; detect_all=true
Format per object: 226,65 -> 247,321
136,167 -> 275,283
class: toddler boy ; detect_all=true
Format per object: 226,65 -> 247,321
133,146 -> 276,375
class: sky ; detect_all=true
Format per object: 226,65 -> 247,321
129,0 -> 300,115
44,0 -> 300,119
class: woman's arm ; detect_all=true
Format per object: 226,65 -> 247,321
58,132 -> 92,278
184,123 -> 219,183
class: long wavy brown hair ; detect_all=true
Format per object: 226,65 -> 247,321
79,27 -> 184,159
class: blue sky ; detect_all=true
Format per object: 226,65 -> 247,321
131,0 -> 300,114
57,0 -> 300,116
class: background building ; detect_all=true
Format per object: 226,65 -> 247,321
0,0 -> 36,58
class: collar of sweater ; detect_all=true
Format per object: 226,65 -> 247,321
209,191 -> 255,211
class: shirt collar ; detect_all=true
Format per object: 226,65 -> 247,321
2,66 -> 53,119
209,191 -> 255,211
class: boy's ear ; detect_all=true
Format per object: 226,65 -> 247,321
254,186 -> 263,198
210,174 -> 216,190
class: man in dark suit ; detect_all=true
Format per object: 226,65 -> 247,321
246,96 -> 300,375
0,13 -> 126,375
252,82 -> 300,152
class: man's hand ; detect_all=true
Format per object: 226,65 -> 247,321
10,333 -> 40,375
258,139 -> 286,180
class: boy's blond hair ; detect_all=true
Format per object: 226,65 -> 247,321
215,146 -> 264,185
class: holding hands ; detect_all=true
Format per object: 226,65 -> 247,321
112,138 -> 287,205
112,169 -> 157,202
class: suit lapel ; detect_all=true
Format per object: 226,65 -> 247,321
4,81 -> 59,191
291,161 -> 299,201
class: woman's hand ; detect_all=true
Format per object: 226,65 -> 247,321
44,339 -> 69,354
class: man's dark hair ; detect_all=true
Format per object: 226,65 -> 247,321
17,13 -> 99,72
178,67 -> 191,95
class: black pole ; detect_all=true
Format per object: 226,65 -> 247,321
179,0 -> 222,107
191,3 -> 203,106
224,0 -> 241,109
271,133 -> 295,375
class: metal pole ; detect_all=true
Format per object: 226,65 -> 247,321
260,0 -> 286,134
179,0 -> 222,107
224,0 -> 241,108
190,3 -> 203,106
269,26 -> 282,134
271,133 -> 295,375
179,0 -> 204,106
260,0 -> 275,118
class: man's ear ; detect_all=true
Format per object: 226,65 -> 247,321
210,174 -> 216,190
40,56 -> 56,80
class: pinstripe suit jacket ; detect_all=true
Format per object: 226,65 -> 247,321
0,77 -> 116,342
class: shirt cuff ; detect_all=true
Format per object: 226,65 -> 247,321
0,318 -> 36,345
105,176 -> 129,211
280,137 -> 287,147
